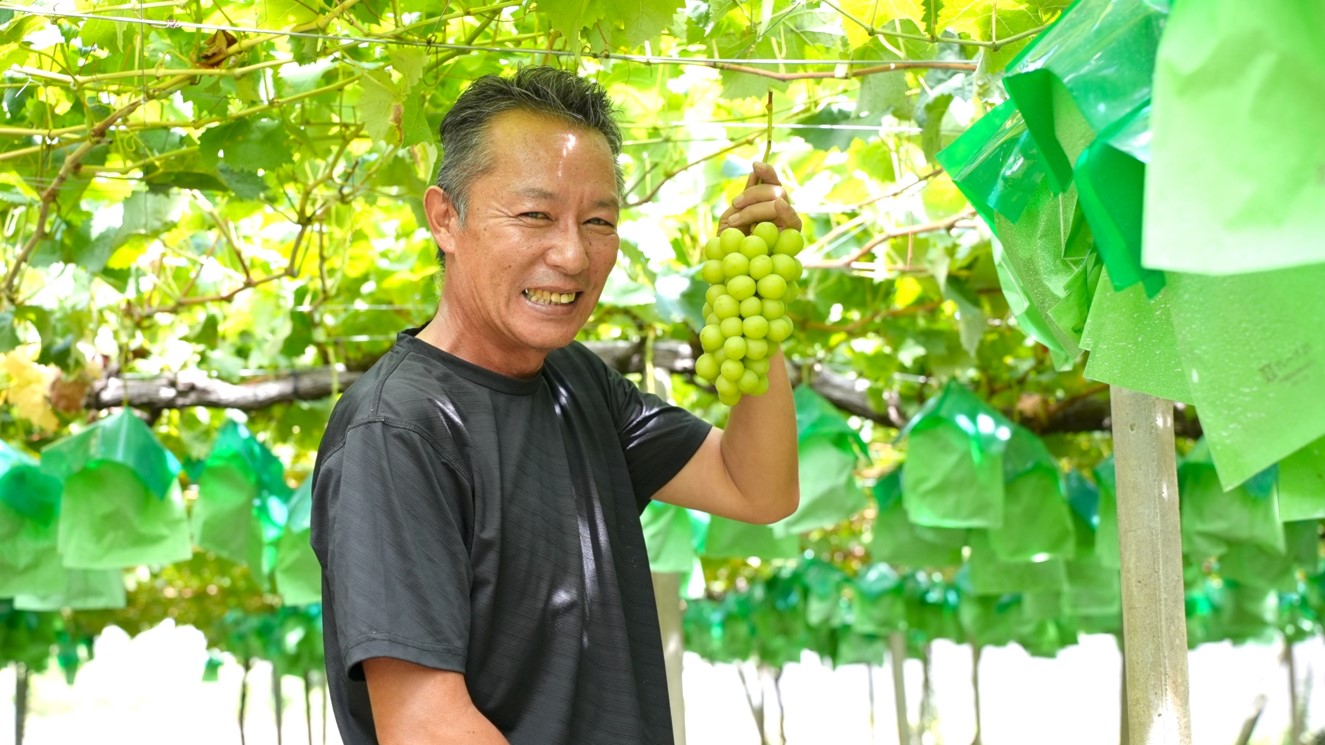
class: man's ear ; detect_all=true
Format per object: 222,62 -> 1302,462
423,185 -> 459,258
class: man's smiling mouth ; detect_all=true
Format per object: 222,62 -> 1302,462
524,289 -> 579,305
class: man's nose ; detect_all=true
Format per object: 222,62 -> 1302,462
545,222 -> 590,275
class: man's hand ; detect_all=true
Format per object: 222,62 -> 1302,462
717,161 -> 803,233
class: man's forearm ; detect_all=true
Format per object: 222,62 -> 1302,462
719,348 -> 800,522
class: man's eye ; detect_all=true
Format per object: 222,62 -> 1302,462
587,218 -> 616,228
521,212 -> 550,220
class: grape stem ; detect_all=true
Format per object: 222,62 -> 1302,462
762,90 -> 774,164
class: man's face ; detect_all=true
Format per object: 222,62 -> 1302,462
429,110 -> 621,376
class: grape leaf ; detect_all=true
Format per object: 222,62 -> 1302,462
596,0 -> 686,50
835,0 -> 926,49
263,0 -> 321,27
935,0 -> 992,37
918,93 -> 953,163
854,40 -> 909,123
388,48 -> 426,91
0,310 -> 19,352
199,118 -> 291,172
537,0 -> 596,51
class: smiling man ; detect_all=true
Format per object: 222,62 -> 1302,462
310,67 -> 801,745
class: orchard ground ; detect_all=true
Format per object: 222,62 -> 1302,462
2,620 -> 1320,745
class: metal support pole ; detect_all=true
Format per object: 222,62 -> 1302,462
1110,386 -> 1192,744
652,571 -> 687,745
888,632 -> 910,745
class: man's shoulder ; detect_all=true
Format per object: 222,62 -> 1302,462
319,336 -> 462,454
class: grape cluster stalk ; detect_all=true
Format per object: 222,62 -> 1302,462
694,221 -> 805,406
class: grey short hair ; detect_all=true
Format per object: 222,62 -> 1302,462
432,66 -> 624,267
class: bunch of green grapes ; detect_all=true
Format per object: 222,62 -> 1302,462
694,221 -> 805,406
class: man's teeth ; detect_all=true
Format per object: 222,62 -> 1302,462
524,289 -> 578,305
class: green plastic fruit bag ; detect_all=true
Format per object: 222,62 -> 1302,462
1179,441 -> 1284,560
1216,581 -> 1278,644
901,382 -> 1013,529
1093,458 -> 1121,569
773,386 -> 869,536
957,592 -> 1018,647
1080,268 -> 1191,404
1143,0 -> 1325,275
1164,265 -> 1325,489
194,421 -> 288,572
801,559 -> 848,629
936,100 -> 1046,226
698,513 -> 799,560
1073,102 -> 1166,297
42,412 -> 191,569
15,568 -> 126,611
850,563 -> 908,636
907,579 -> 963,643
992,179 -> 1099,370
1064,559 -> 1121,617
640,500 -> 695,574
868,470 -> 965,568
966,530 -> 1067,596
988,426 -> 1076,562
1219,543 -> 1296,593
0,445 -> 64,597
775,436 -> 867,536
1003,0 -> 1168,192
1278,436 -> 1325,521
274,478 -> 321,606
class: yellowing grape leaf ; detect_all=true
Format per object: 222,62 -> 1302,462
936,0 -> 996,37
836,0 -> 926,49
1,350 -> 59,431
263,0 -> 320,28
894,275 -> 924,307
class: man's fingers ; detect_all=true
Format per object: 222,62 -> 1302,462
731,184 -> 788,211
751,161 -> 782,187
725,199 -> 801,231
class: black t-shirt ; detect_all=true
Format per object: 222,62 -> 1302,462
310,329 -> 711,745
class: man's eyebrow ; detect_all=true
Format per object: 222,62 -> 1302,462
516,187 -> 619,210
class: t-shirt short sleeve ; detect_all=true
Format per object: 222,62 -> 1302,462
315,420 -> 474,681
601,361 -> 713,508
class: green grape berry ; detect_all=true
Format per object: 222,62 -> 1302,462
718,389 -> 743,407
766,317 -> 793,343
695,353 -> 719,381
737,369 -> 761,395
771,254 -> 803,283
721,252 -> 750,281
714,375 -> 738,398
739,296 -> 763,318
748,254 -> 773,281
713,294 -> 740,320
720,316 -> 744,338
703,237 -> 723,261
720,359 -> 745,381
727,275 -> 757,301
700,324 -> 724,353
723,336 -> 747,360
756,274 -> 787,300
753,376 -> 770,396
701,259 -> 725,284
753,221 -> 780,248
701,302 -> 713,318
773,228 -> 804,256
745,338 -> 769,361
706,313 -> 719,326
740,235 -> 769,259
761,298 -> 785,321
742,315 -> 769,339
746,356 -> 771,376
706,284 -> 727,305
719,227 -> 746,255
